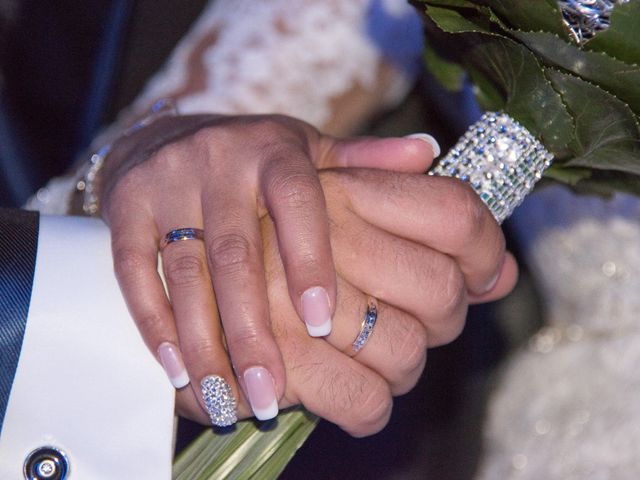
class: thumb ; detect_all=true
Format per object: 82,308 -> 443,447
320,133 -> 441,172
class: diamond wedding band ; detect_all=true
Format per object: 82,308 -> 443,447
351,297 -> 379,355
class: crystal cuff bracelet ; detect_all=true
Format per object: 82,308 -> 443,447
429,112 -> 554,224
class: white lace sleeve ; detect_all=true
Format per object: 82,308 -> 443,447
133,0 -> 420,134
27,0 -> 422,212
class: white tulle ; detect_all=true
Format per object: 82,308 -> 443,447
477,216 -> 640,479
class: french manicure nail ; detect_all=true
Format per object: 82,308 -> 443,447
405,133 -> 441,158
244,366 -> 279,421
301,286 -> 332,337
201,375 -> 237,427
157,342 -> 190,389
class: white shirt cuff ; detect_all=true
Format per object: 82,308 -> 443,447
0,215 -> 175,479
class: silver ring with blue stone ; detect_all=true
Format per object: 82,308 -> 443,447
351,297 -> 379,355
159,227 -> 205,250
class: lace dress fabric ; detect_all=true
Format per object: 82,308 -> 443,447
477,187 -> 640,479
25,0 -> 422,214
134,0 -> 420,130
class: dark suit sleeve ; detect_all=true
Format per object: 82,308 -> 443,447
0,208 -> 39,430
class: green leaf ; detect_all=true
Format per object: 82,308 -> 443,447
414,0 -> 476,8
544,165 -> 592,185
585,1 -> 640,66
464,35 -> 574,154
423,43 -> 466,92
173,408 -> 318,480
424,5 -> 491,33
510,30 -> 640,114
479,0 -> 569,39
572,170 -> 640,197
546,70 -> 640,177
466,65 -> 506,111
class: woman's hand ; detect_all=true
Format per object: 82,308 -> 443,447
174,167 -> 518,436
97,113 -> 439,424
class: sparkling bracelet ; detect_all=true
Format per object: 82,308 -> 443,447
77,98 -> 178,215
429,112 -> 554,224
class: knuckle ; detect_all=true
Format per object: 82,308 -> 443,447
430,304 -> 468,347
439,260 -> 467,317
164,253 -> 207,289
424,261 -> 468,346
266,170 -> 323,211
252,116 -> 289,136
347,379 -> 393,436
191,125 -> 217,145
394,322 -> 428,378
136,311 -> 165,336
448,182 -> 487,245
113,246 -> 147,281
149,139 -> 195,173
290,251 -> 325,280
186,336 -> 220,361
225,325 -> 262,355
208,233 -> 254,275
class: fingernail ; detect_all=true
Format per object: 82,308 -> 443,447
157,342 -> 190,389
405,133 -> 441,158
483,270 -> 500,294
301,286 -> 332,337
481,254 -> 506,294
201,375 -> 237,427
244,366 -> 279,421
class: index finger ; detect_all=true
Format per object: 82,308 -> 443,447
326,170 -> 508,296
320,134 -> 440,172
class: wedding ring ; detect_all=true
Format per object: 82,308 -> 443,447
429,112 -> 553,224
351,297 -> 379,355
159,227 -> 204,250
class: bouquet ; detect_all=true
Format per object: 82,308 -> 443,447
174,2 -> 639,478
416,0 -> 640,196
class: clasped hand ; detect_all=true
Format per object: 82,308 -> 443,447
98,113 -> 517,436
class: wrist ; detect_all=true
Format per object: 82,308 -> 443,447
76,99 -> 178,216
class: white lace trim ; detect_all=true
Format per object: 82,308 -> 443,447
135,0 -> 414,129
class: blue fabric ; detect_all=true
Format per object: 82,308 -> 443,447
510,184 -> 640,253
365,0 -> 425,76
0,208 -> 39,430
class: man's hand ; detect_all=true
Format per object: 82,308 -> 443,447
174,168 -> 517,436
